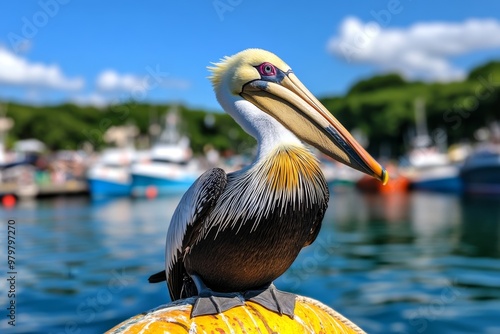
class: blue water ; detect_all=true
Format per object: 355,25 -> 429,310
1,189 -> 499,333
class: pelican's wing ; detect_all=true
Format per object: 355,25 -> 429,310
165,168 -> 227,300
303,186 -> 329,247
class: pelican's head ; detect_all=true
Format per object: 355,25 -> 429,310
209,49 -> 388,184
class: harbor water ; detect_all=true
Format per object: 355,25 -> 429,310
1,189 -> 500,333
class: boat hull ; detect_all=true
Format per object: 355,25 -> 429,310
403,164 -> 463,193
88,178 -> 131,198
410,165 -> 462,193
412,176 -> 463,193
131,173 -> 196,197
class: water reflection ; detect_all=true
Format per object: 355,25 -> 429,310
1,191 -> 499,333
280,189 -> 500,334
460,195 -> 500,258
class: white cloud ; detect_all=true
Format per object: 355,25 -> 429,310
75,68 -> 191,107
96,70 -> 146,93
327,17 -> 500,82
96,69 -> 190,93
0,47 -> 84,90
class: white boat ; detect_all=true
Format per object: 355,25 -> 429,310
405,146 -> 463,193
87,147 -> 136,198
130,110 -> 202,197
403,99 -> 462,193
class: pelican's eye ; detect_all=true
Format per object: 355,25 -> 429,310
258,62 -> 277,77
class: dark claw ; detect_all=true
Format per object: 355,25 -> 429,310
192,291 -> 245,317
244,283 -> 296,318
189,273 -> 243,317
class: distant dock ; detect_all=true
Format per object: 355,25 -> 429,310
0,180 -> 89,199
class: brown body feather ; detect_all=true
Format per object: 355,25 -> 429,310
168,146 -> 329,300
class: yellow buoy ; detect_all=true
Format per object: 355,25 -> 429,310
106,295 -> 365,333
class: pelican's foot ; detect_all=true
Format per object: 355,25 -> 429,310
190,275 -> 296,318
190,274 -> 245,317
191,289 -> 245,317
244,283 -> 296,318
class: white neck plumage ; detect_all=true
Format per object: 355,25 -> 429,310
215,88 -> 303,162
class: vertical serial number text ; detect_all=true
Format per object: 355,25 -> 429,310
6,219 -> 16,327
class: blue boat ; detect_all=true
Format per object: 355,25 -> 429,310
88,175 -> 132,198
409,164 -> 463,193
130,170 -> 196,197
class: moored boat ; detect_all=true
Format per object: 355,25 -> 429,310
87,148 -> 136,198
130,110 -> 202,197
403,142 -> 463,193
409,164 -> 462,193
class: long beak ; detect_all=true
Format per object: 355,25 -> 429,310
241,73 -> 388,184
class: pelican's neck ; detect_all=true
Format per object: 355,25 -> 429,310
216,89 -> 303,161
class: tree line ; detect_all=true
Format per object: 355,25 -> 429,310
3,61 -> 499,158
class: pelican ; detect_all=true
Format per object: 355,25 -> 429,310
149,49 -> 388,317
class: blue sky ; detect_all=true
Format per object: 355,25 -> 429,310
0,0 -> 499,111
